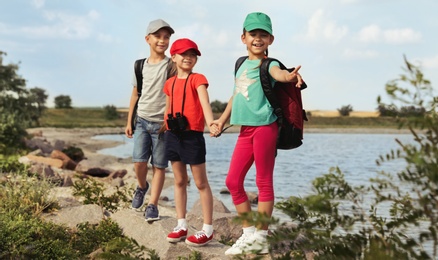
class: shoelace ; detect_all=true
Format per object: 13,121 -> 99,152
193,231 -> 207,239
172,226 -> 186,233
147,205 -> 156,212
232,233 -> 250,248
134,189 -> 145,199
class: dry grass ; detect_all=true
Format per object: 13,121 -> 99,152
309,110 -> 379,117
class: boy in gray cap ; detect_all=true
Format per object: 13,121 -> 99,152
125,19 -> 175,221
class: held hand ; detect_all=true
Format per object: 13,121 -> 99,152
208,122 -> 220,137
210,119 -> 223,137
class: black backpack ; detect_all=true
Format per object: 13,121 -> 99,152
131,58 -> 174,130
235,56 -> 308,149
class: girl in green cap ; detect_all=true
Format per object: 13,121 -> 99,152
213,12 -> 304,256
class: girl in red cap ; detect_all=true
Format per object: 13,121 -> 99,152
164,38 -> 218,247
213,12 -> 304,255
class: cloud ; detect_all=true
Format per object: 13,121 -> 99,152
301,9 -> 348,43
342,48 -> 379,59
384,28 -> 422,44
18,9 -> 100,39
31,0 -> 45,9
421,55 -> 438,69
358,24 -> 422,44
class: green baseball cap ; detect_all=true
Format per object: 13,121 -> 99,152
243,12 -> 272,35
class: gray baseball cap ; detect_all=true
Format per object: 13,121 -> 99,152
146,19 -> 174,35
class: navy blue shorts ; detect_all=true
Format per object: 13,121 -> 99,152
164,130 -> 206,165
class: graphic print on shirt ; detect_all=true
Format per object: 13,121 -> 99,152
234,69 -> 256,100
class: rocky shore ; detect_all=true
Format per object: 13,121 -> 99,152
21,126 -> 409,259
21,127 -> 264,259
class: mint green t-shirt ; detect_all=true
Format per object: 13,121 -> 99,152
230,58 -> 279,126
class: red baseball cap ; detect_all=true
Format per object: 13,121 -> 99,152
170,38 -> 201,56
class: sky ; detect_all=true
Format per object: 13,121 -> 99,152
1,0 -> 437,111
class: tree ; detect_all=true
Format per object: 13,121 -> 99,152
0,51 -> 40,154
54,95 -> 72,109
210,99 -> 227,113
28,87 -> 48,126
337,104 -> 353,116
104,105 -> 119,120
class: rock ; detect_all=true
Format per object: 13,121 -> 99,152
219,187 -> 230,194
110,208 -> 230,259
42,204 -> 107,229
247,191 -> 258,204
108,169 -> 127,179
53,140 -> 66,151
111,177 -> 124,187
28,163 -> 56,178
50,150 -> 77,170
26,154 -> 63,169
63,175 -> 73,187
75,159 -> 111,177
24,137 -> 54,154
187,197 -> 242,242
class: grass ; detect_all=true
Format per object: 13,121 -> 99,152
39,108 -> 127,127
38,107 -> 403,129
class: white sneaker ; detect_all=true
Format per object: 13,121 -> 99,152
246,234 -> 269,255
224,233 -> 269,255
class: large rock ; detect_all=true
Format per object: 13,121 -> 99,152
25,154 -> 63,168
110,208 -> 230,259
75,159 -> 111,177
42,204 -> 106,229
187,197 -> 243,241
50,150 -> 77,170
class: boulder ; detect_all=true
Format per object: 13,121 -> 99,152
26,154 -> 63,169
110,208 -> 230,259
42,204 -> 107,229
50,150 -> 77,170
75,159 -> 111,177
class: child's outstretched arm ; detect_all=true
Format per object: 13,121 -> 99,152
270,65 -> 304,88
197,85 -> 219,136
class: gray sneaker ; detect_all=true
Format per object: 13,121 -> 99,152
131,182 -> 149,210
145,204 -> 160,222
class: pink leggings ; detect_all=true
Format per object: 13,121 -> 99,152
225,122 -> 277,205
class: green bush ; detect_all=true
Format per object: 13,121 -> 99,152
337,104 -> 353,116
72,176 -> 131,213
104,104 -> 120,120
266,56 -> 437,259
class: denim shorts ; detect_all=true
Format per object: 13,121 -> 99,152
133,117 -> 168,168
164,130 -> 206,165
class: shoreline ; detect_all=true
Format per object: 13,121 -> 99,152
28,126 -> 413,156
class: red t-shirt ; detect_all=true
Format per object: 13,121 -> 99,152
163,73 -> 209,132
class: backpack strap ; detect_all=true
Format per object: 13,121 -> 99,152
234,56 -> 248,74
134,58 -> 146,97
135,58 -> 174,98
260,58 -> 286,125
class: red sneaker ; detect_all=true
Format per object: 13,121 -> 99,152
185,230 -> 213,247
167,227 -> 188,243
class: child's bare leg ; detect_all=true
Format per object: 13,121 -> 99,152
172,161 -> 188,219
190,163 -> 213,224
134,162 -> 148,188
148,166 -> 165,206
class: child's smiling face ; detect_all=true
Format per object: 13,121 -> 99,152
242,29 -> 274,57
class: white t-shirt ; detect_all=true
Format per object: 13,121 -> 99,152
131,57 -> 170,122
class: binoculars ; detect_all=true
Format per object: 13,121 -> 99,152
167,112 -> 188,132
